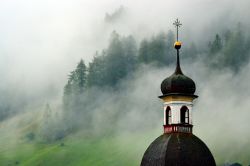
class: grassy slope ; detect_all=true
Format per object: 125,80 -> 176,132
0,132 -> 154,166
0,112 -> 158,166
22,135 -> 143,166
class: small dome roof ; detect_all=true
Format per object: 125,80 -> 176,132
161,71 -> 196,95
141,133 -> 216,166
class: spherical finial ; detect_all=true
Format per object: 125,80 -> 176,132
174,41 -> 181,49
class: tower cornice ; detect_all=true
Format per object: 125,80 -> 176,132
159,93 -> 198,100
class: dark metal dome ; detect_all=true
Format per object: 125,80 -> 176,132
141,133 -> 216,166
160,49 -> 196,96
160,72 -> 196,95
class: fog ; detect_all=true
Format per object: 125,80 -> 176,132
63,59 -> 250,164
0,0 -> 250,165
1,0 -> 249,96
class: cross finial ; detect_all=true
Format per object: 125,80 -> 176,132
173,18 -> 182,41
173,18 -> 183,74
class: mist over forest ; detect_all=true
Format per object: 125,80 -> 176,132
0,0 -> 250,166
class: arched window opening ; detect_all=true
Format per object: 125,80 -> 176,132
166,106 -> 171,125
180,106 -> 189,124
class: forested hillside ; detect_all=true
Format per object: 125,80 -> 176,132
61,26 -> 250,138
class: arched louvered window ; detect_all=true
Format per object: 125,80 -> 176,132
180,106 -> 189,124
166,106 -> 171,125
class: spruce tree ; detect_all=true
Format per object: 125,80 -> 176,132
87,52 -> 106,88
209,34 -> 222,54
74,59 -> 87,93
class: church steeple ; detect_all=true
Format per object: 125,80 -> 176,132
159,19 -> 198,134
140,19 -> 216,166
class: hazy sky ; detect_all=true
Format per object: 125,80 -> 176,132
0,0 -> 249,105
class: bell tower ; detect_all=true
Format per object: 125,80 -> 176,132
159,19 -> 198,134
140,19 -> 216,166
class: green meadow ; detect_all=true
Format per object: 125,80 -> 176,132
0,112 -> 159,166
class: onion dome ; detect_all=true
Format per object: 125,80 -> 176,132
141,133 -> 216,166
160,41 -> 196,96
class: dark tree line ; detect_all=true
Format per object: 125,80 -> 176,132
63,26 -> 250,115
138,31 -> 175,66
207,25 -> 250,72
62,31 -> 179,112
63,31 -> 138,110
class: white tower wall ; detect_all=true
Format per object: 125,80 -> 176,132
163,100 -> 193,125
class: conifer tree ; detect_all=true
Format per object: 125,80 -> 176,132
63,59 -> 87,109
74,59 -> 87,93
87,52 -> 106,87
138,39 -> 150,64
209,34 -> 222,54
